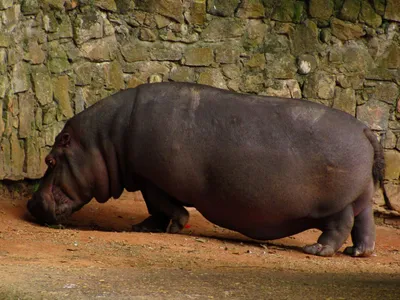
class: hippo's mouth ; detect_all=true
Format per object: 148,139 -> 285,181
52,185 -> 74,222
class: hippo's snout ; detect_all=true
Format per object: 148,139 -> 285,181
27,192 -> 57,225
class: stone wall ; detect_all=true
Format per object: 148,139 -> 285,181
0,0 -> 399,207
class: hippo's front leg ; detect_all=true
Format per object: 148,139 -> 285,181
133,180 -> 189,233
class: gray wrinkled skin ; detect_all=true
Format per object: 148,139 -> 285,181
28,82 -> 384,257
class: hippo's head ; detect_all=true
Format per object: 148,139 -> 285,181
27,126 -> 111,224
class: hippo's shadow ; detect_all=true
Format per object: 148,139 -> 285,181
23,199 -> 308,255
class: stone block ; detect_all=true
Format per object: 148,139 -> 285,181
159,28 -> 199,44
80,36 -> 118,62
241,73 -> 264,93
207,0 -> 240,17
383,130 -> 397,149
332,87 -> 356,116
357,100 -> 390,130
303,72 -> 336,100
396,135 -> 400,151
0,33 -> 10,47
188,0 -> 206,25
265,80 -> 302,99
197,68 -> 227,89
385,0 -> 400,22
272,0 -> 304,23
215,46 -> 240,64
74,62 -> 93,86
184,47 -> 213,66
42,121 -> 65,146
265,53 -> 297,79
9,132 -> 25,180
244,19 -> 268,50
360,0 -> 382,28
35,107 -> 42,131
139,28 -> 157,42
201,18 -> 245,42
21,0 -> 40,15
0,74 -> 8,98
154,15 -> 171,28
136,0 -> 184,23
378,44 -> 400,70
48,41 -> 70,73
222,64 -> 241,80
371,0 -> 385,15
0,101 -> 3,137
53,75 -> 73,119
18,91 -> 35,139
26,134 -> 42,179
94,0 -> 117,12
73,10 -> 103,45
170,66 -> 195,82
245,53 -> 266,69
32,65 -> 53,106
3,98 -> 17,137
0,139 -> 11,179
121,42 -> 150,62
48,57 -> 71,74
151,43 -> 183,61
384,150 -> 400,180
12,62 -> 31,93
236,0 -> 265,19
342,43 -> 374,73
290,21 -> 320,55
264,35 -> 290,54
43,0 -> 67,10
309,0 -> 334,20
123,61 -> 170,82
126,76 -> 145,88
73,87 -> 86,114
63,41 -> 81,63
103,61 -> 124,91
339,0 -> 361,22
2,4 -> 21,30
0,0 -> 13,9
331,18 -> 364,40
48,13 -> 73,41
385,182 -> 400,212
24,40 -> 46,65
368,82 -> 399,105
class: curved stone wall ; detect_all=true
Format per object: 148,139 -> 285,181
0,0 -> 399,207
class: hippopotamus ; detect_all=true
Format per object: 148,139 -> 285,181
27,82 -> 391,257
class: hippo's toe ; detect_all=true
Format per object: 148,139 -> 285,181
303,243 -> 335,257
343,245 -> 375,257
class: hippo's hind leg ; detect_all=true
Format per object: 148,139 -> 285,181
303,204 -> 354,257
132,180 -> 189,234
344,185 -> 376,257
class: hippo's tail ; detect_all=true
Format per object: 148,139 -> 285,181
364,128 -> 393,210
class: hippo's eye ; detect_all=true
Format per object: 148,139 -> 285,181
46,157 -> 56,168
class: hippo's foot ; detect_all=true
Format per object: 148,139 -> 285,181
305,204 -> 354,257
168,210 -> 189,234
132,215 -> 169,233
343,194 -> 376,258
140,180 -> 190,234
343,244 -> 375,257
303,243 -> 335,257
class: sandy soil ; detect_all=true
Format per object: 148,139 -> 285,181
0,191 -> 399,299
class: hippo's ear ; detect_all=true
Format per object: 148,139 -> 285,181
59,133 -> 71,147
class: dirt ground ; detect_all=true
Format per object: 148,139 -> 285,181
0,192 -> 399,300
